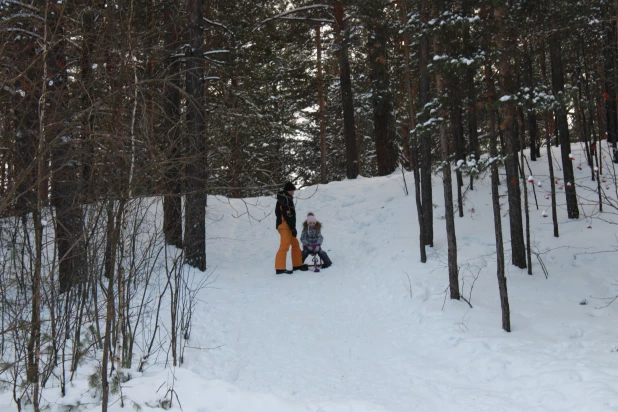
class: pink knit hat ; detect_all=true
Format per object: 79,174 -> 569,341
306,214 -> 317,223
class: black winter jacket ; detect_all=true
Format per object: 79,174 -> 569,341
275,190 -> 296,230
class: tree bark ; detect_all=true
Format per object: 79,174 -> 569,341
434,31 -> 459,300
49,10 -> 86,293
519,136 -> 533,275
488,91 -> 511,332
523,45 -> 539,161
466,66 -> 479,190
316,24 -> 327,184
334,2 -> 359,179
400,2 -> 426,263
482,3 -> 510,331
545,116 -> 560,237
463,3 -> 479,181
418,0 -> 433,247
549,10 -> 579,219
102,201 -> 123,412
496,3 -> 527,269
450,93 -> 465,218
365,3 -> 396,176
603,2 -> 618,162
184,0 -> 207,271
162,0 -> 183,248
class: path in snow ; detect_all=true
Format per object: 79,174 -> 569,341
183,154 -> 618,412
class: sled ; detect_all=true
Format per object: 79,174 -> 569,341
307,243 -> 323,272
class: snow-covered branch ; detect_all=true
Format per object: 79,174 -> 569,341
0,12 -> 44,22
3,0 -> 38,12
254,4 -> 332,31
0,27 -> 43,40
204,49 -> 230,55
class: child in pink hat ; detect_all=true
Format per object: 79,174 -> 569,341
300,212 -> 332,269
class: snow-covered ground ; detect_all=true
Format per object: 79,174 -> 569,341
2,144 -> 618,411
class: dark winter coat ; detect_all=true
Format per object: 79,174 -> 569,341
275,190 -> 296,230
300,221 -> 323,247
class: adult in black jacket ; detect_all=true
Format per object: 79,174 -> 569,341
274,182 -> 308,274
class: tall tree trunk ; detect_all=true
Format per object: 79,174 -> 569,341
450,93 -> 465,218
582,38 -> 598,171
603,2 -> 618,162
13,25 -> 40,216
316,24 -> 327,184
29,206 -> 42,412
434,29 -> 459,301
482,3 -> 510,331
102,201 -> 123,412
545,117 -> 560,237
418,0 -> 433,247
519,130 -> 533,275
162,0 -> 183,248
184,0 -> 206,271
28,65 -> 47,412
549,7 -> 579,219
491,120 -> 510,331
539,34 -> 561,235
231,71 -> 240,198
524,45 -> 539,161
334,2 -> 359,179
79,4 -> 97,204
462,2 -> 479,185
400,3 -> 426,263
27,6 -> 56,407
366,3 -> 396,176
49,8 -> 86,294
465,66 -> 479,190
496,3 -> 527,269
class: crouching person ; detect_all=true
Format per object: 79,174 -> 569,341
300,212 -> 332,269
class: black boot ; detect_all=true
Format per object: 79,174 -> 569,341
293,264 -> 309,272
276,269 -> 293,275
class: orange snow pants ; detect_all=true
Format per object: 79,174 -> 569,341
275,220 -> 302,270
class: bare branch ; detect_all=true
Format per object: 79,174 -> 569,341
203,17 -> 235,36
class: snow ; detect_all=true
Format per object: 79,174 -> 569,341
2,145 -> 618,412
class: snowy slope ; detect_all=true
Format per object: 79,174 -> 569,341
2,145 -> 618,412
